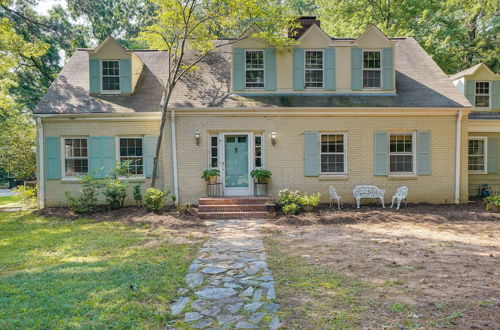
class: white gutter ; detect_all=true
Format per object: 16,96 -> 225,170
36,118 -> 45,208
455,110 -> 463,204
170,110 -> 179,205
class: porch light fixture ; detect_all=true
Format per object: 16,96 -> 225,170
195,131 -> 200,145
271,131 -> 276,145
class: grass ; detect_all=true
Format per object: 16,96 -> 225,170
0,211 -> 198,329
0,194 -> 22,205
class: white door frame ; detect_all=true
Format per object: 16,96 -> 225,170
220,132 -> 254,196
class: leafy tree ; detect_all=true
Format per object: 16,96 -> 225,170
284,0 -> 318,15
138,0 -> 297,189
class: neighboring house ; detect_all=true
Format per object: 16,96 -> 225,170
34,16 -> 472,209
450,63 -> 500,196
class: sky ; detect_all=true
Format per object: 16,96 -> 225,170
36,0 -> 66,15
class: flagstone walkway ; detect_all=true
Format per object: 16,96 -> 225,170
170,219 -> 281,329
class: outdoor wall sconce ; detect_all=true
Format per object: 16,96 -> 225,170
271,131 -> 276,145
195,131 -> 200,145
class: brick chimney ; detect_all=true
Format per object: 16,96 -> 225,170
289,16 -> 321,39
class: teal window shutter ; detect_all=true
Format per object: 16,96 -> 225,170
304,131 -> 318,176
351,47 -> 362,90
88,136 -> 116,178
232,48 -> 245,91
45,137 -> 61,180
89,59 -> 101,94
144,136 -> 159,178
324,47 -> 336,91
487,138 -> 498,174
465,80 -> 475,106
264,48 -> 276,91
382,48 -> 394,90
417,131 -> 432,175
293,48 -> 305,91
374,131 -> 388,175
120,59 -> 132,93
492,81 -> 500,110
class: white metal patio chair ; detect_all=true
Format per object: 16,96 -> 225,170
390,186 -> 408,210
329,186 -> 343,209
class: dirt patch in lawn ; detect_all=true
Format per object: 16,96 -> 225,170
264,204 -> 499,329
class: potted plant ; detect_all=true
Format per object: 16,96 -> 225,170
250,169 -> 272,183
201,169 -> 220,184
484,195 -> 500,211
300,193 -> 321,212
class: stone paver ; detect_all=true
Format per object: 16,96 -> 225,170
170,219 -> 280,329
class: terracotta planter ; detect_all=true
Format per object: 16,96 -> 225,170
207,176 -> 218,184
303,205 -> 316,212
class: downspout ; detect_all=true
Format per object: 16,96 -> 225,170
36,117 -> 45,209
170,110 -> 179,205
455,110 -> 463,204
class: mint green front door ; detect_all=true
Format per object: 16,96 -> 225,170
224,136 -> 249,192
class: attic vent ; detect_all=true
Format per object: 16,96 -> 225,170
289,16 -> 321,39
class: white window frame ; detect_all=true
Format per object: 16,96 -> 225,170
62,137 -> 89,178
474,81 -> 491,109
116,137 -> 145,177
101,60 -> 121,94
304,50 -> 324,89
245,49 -> 265,89
468,137 -> 488,174
362,50 -> 382,89
208,134 -> 220,169
319,132 -> 347,175
254,134 -> 264,169
389,132 -> 416,175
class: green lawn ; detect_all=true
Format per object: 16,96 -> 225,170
0,194 -> 22,205
0,212 -> 198,329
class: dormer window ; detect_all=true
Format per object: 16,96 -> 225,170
245,50 -> 264,88
475,81 -> 490,108
102,60 -> 120,92
363,51 -> 381,88
305,50 -> 323,88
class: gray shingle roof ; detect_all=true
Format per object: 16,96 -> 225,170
449,63 -> 483,81
469,112 -> 500,120
34,37 -> 470,114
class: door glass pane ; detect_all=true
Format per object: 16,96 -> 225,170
225,136 -> 249,188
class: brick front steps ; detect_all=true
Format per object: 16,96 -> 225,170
198,197 -> 274,219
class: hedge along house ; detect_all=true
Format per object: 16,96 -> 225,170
450,63 -> 500,196
34,17 -> 472,212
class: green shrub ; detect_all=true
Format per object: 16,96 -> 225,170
65,175 -> 99,213
278,189 -> 302,206
282,203 -> 300,215
101,179 -> 128,209
143,188 -> 170,212
299,193 -> 321,207
176,202 -> 195,216
13,185 -> 37,204
484,195 -> 500,210
133,185 -> 142,206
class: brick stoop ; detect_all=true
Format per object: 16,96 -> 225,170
197,197 -> 274,219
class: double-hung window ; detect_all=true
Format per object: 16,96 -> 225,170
119,138 -> 144,175
320,133 -> 345,174
102,60 -> 120,92
389,134 -> 414,173
468,137 -> 487,173
305,50 -> 323,88
245,50 -> 264,88
363,51 -> 381,88
475,82 -> 490,108
254,135 -> 263,168
64,138 -> 88,176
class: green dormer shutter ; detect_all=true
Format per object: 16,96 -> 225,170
120,59 -> 132,93
232,48 -> 245,91
492,81 -> 500,110
351,47 -> 362,90
264,48 -> 276,91
465,80 -> 475,106
382,48 -> 394,90
89,59 -> 100,94
324,47 -> 336,91
293,48 -> 304,91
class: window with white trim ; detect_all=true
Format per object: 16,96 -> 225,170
102,60 -> 120,91
475,81 -> 490,107
320,133 -> 345,173
363,51 -> 381,88
305,50 -> 323,88
209,135 -> 219,168
64,138 -> 88,176
255,135 -> 263,168
468,137 -> 487,172
245,50 -> 264,88
119,138 -> 143,175
389,134 -> 414,173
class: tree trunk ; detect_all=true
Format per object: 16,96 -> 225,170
150,89 -> 173,188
